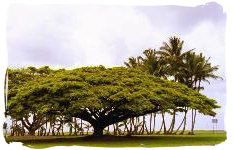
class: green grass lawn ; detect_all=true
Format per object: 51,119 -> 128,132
5,130 -> 226,149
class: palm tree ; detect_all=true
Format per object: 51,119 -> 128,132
124,56 -> 142,68
124,49 -> 168,78
157,36 -> 193,81
125,49 -> 169,134
141,49 -> 169,78
156,36 -> 193,134
180,52 -> 222,134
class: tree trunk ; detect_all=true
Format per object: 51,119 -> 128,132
47,123 -> 51,136
80,119 -> 83,135
141,115 -> 145,135
175,111 -> 186,134
191,109 -> 197,134
129,118 -> 133,134
156,119 -> 163,134
180,108 -> 188,135
153,113 -> 156,134
44,122 -> 48,136
69,123 -> 72,136
162,112 -> 167,134
124,120 -> 130,135
28,128 -> 36,136
52,123 -> 55,136
93,126 -> 104,136
169,110 -> 176,134
113,124 -> 116,135
149,113 -> 152,134
74,118 -> 77,136
61,123 -> 64,136
134,117 -> 139,134
144,121 -> 150,135
189,109 -> 195,135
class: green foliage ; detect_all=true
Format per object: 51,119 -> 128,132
7,66 -> 219,136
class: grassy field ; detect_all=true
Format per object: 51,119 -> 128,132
5,130 -> 226,149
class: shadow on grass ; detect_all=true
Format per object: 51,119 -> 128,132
5,133 -> 227,149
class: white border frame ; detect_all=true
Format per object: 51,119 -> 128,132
0,0 -> 233,150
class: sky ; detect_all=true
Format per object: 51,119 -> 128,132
6,2 -> 226,130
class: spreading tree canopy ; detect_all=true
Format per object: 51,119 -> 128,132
6,66 -> 219,136
6,66 -> 54,135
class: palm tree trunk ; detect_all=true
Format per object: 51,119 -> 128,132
191,109 -> 197,134
175,109 -> 187,134
162,112 -> 167,134
175,119 -> 184,134
190,79 -> 200,134
171,110 -> 176,133
180,108 -> 188,135
168,109 -> 176,134
189,109 -> 195,135
156,119 -> 164,134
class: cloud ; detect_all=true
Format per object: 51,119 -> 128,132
182,21 -> 226,76
7,5 -> 169,68
7,4 -> 226,70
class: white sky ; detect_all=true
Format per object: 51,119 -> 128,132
6,2 -> 226,130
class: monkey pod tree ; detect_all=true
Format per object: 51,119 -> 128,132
7,67 -> 220,136
6,66 -> 54,135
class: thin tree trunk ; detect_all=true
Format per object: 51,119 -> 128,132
156,119 -> 164,134
80,119 -> 83,135
107,125 -> 110,133
47,122 -> 51,136
69,123 -> 72,136
149,113 -> 152,134
153,113 -> 156,134
141,116 -> 145,135
180,108 -> 188,135
169,110 -> 176,134
113,124 -> 116,135
175,110 -> 186,134
190,79 -> 200,134
86,124 -> 90,135
144,121 -> 150,135
44,121 -> 47,136
191,109 -> 197,134
162,112 -> 167,134
74,118 -> 77,136
189,109 -> 195,135
61,121 -> 64,136
52,126 -> 55,136
124,120 -> 130,136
